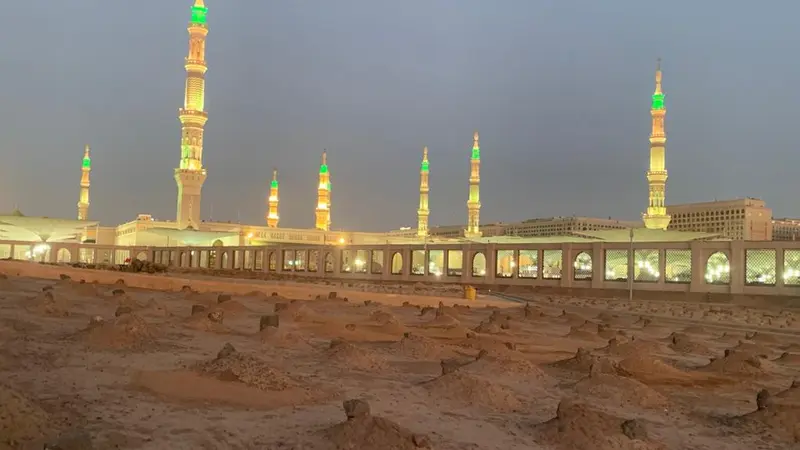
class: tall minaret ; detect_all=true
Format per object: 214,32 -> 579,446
267,169 -> 279,228
465,131 -> 482,238
417,146 -> 430,238
315,151 -> 331,231
174,0 -> 209,230
642,59 -> 671,230
77,145 -> 91,221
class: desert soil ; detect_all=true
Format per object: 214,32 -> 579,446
0,262 -> 799,450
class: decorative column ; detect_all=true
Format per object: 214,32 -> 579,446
465,131 -> 482,238
642,59 -> 671,230
77,145 -> 91,221
417,146 -> 430,237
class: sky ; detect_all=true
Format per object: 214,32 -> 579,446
1,1 -> 799,231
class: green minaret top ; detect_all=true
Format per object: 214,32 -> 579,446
191,0 -> 208,25
471,131 -> 480,160
271,169 -> 278,188
421,146 -> 429,172
319,151 -> 328,174
651,58 -> 665,110
82,145 -> 91,169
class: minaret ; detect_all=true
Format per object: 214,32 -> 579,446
174,0 -> 209,230
642,59 -> 672,230
267,169 -> 279,228
417,146 -> 430,237
77,145 -> 91,221
465,131 -> 482,238
315,151 -> 331,231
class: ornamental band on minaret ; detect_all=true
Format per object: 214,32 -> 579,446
175,0 -> 209,230
417,146 -> 430,238
315,151 -> 331,231
465,131 -> 482,238
642,59 -> 671,230
77,145 -> 91,221
267,169 -> 279,228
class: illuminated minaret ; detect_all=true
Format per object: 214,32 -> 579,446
174,0 -> 209,229
77,145 -> 91,221
267,169 -> 279,228
465,131 -> 482,238
315,151 -> 331,231
642,59 -> 672,230
417,146 -> 430,237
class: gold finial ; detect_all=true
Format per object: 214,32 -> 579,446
194,0 -> 205,7
84,144 -> 90,156
473,131 -> 480,147
423,146 -> 428,160
272,168 -> 278,180
655,58 -> 663,93
321,150 -> 327,165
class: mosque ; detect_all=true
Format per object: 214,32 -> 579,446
0,0 -> 716,256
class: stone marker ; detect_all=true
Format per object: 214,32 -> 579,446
756,389 -> 773,410
217,343 -> 236,359
217,294 -> 232,304
115,306 -> 132,317
191,304 -> 206,315
343,398 -> 370,420
208,310 -> 224,323
259,314 -> 279,330
59,274 -> 71,281
111,289 -> 125,297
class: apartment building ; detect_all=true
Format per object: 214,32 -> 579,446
666,198 -> 772,241
502,217 -> 640,237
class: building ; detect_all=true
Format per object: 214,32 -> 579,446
666,198 -> 773,240
772,218 -> 800,241
503,217 -> 641,237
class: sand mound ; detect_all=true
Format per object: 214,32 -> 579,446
746,332 -> 780,345
421,314 -> 461,329
67,281 -> 98,296
716,332 -> 744,344
783,343 -> 800,352
737,404 -> 800,444
701,350 -> 769,376
733,341 -> 776,357
25,291 -> 69,317
324,399 -> 431,450
776,381 -> 800,403
196,343 -> 297,391
775,352 -> 800,365
617,353 -> 699,385
599,338 -> 666,358
534,399 -> 663,450
550,348 -> 598,373
216,299 -> 250,315
468,352 -> 550,378
257,327 -> 311,348
327,339 -> 389,371
76,314 -> 154,350
392,333 -> 453,359
183,311 -> 230,333
667,333 -> 714,356
423,372 -> 522,412
0,384 -> 51,445
567,328 -> 606,343
573,374 -> 670,410
278,303 -> 323,323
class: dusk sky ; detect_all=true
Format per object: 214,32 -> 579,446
2,1 -> 799,231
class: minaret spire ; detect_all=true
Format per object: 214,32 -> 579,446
174,0 -> 210,229
315,151 -> 331,231
642,59 -> 671,230
417,146 -> 430,237
77,145 -> 91,221
465,131 -> 482,238
267,168 -> 280,228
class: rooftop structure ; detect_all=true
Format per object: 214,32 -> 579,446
771,218 -> 800,241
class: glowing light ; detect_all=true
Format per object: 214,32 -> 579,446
421,160 -> 429,172
82,156 -> 91,169
191,5 -> 208,25
319,164 -> 328,174
355,259 -> 364,267
338,237 -> 345,244
471,146 -> 480,160
271,180 -> 278,188
247,233 -> 253,239
651,93 -> 665,110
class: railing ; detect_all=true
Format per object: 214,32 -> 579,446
2,239 -> 800,296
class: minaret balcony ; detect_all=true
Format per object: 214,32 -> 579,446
184,60 -> 208,73
179,109 -> 209,124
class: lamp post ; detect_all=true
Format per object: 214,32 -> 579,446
628,228 -> 634,303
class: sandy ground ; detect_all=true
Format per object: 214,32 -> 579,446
1,263 -> 799,449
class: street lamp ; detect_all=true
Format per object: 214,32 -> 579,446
628,228 -> 634,303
